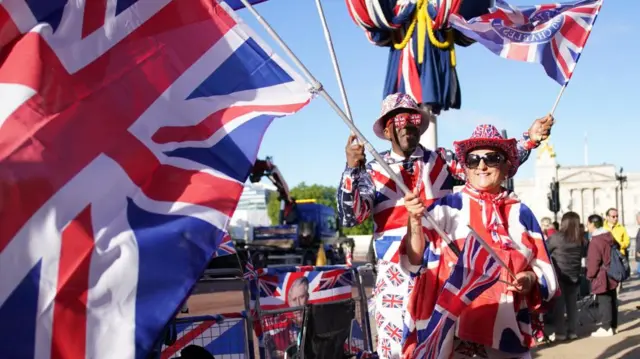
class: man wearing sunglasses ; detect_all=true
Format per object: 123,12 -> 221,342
336,93 -> 553,358
604,208 -> 630,293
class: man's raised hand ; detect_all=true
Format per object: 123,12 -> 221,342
345,134 -> 366,168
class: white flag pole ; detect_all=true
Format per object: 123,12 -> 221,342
313,0 -> 354,123
549,83 -> 567,116
237,0 -> 461,256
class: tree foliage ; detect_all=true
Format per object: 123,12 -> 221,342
267,182 -> 373,235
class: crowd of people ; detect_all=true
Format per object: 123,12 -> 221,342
337,93 -> 633,358
544,209 -> 630,341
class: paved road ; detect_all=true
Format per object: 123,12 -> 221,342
184,260 -> 640,358
531,271 -> 640,359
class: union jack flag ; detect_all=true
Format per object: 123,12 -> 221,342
380,338 -> 392,358
381,294 -> 403,309
449,0 -> 603,85
251,266 -> 354,310
0,1 -> 310,358
413,232 -> 502,359
385,266 -> 405,287
161,313 -> 248,359
212,233 -> 237,258
244,258 -> 258,280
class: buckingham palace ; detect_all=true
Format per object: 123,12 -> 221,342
513,140 -> 639,251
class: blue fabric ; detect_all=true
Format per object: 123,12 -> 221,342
379,0 -> 492,111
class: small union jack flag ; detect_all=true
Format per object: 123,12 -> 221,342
386,266 -> 405,287
212,234 -> 237,258
316,269 -> 354,291
380,338 -> 392,358
382,294 -> 403,309
413,232 -> 502,359
384,322 -> 402,343
374,277 -> 387,296
449,0 -> 603,85
375,311 -> 386,329
244,259 -> 258,280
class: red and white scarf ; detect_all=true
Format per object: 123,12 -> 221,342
462,185 -> 519,249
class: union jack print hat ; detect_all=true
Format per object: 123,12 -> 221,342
373,93 -> 432,140
453,124 -> 520,178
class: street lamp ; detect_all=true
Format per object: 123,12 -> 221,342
616,167 -> 628,225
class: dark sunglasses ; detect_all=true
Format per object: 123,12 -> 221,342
465,152 -> 505,169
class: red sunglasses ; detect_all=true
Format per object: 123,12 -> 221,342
386,113 -> 422,130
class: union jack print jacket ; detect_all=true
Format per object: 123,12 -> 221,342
337,136 -> 538,261
401,188 -> 559,357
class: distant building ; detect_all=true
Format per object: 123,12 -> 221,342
513,140 -> 638,252
228,182 -> 276,240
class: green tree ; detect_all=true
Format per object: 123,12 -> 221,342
266,182 -> 373,235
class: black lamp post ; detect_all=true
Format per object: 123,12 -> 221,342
616,167 -> 628,225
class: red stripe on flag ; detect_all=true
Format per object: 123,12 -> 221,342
81,0 -> 108,39
537,4 -> 558,12
551,39 -> 570,80
370,170 -> 397,193
109,132 -> 243,217
0,7 -> 21,50
349,0 -> 376,28
559,14 -> 590,47
374,205 -> 407,233
0,0 -> 237,252
151,104 -> 306,144
161,321 -> 216,359
429,155 -> 445,186
51,206 -> 95,359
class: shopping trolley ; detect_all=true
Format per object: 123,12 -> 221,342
158,248 -> 255,359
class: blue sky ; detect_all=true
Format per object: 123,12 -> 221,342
236,0 -> 637,187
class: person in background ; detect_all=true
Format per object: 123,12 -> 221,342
586,214 -> 619,337
604,208 -> 630,258
337,93 -> 554,358
635,213 -> 640,275
546,212 -> 585,341
540,217 -> 556,237
604,208 -> 630,292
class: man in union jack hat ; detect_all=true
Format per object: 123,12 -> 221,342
336,93 -> 553,358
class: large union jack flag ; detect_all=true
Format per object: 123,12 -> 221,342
0,1 -> 311,358
412,232 -> 501,359
449,0 -> 603,85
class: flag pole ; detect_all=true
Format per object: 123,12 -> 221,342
313,0 -> 354,123
237,0 -> 461,256
549,83 -> 567,116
